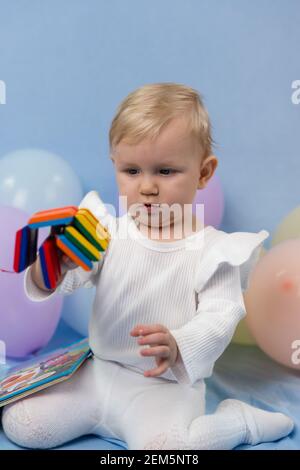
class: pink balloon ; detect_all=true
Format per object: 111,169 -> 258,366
192,173 -> 224,229
0,205 -> 63,358
245,239 -> 300,370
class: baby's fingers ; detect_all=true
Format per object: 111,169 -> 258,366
58,251 -> 78,271
144,360 -> 169,378
62,255 -> 77,270
140,346 -> 169,358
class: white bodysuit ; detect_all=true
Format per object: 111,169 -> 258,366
2,191 -> 291,450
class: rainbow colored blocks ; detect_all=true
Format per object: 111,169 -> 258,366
14,226 -> 38,273
13,205 -> 110,290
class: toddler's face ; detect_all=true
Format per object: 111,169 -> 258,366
111,116 -> 217,235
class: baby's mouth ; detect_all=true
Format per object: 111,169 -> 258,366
143,204 -> 161,212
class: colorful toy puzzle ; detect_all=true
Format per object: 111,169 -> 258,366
13,206 -> 110,289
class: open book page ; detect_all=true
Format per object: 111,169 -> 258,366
0,338 -> 92,407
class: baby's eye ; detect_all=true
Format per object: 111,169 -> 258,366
125,169 -> 139,175
160,169 -> 175,175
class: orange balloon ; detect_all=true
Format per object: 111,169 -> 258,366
245,239 -> 300,370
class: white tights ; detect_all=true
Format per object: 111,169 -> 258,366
1,356 -> 294,450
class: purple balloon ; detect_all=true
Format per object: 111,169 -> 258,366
0,205 -> 63,358
192,173 -> 224,229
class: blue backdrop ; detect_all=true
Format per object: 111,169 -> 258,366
1,1 -> 300,451
0,0 -> 299,247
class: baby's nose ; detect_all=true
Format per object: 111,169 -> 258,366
140,183 -> 159,195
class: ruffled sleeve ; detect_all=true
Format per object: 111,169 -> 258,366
195,229 -> 270,293
78,190 -> 116,237
169,228 -> 269,386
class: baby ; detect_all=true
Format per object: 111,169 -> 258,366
2,83 -> 294,450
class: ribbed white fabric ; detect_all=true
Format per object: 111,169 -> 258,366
13,191 -> 295,451
24,191 -> 269,387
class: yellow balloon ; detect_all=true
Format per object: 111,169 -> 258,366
232,314 -> 257,345
271,206 -> 300,246
231,246 -> 266,346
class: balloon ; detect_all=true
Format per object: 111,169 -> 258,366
62,286 -> 95,337
271,206 -> 300,247
244,239 -> 300,369
231,246 -> 267,346
0,205 -> 63,358
192,173 -> 224,229
0,148 -> 83,213
231,315 -> 257,346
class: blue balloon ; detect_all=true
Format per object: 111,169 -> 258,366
62,286 -> 95,337
0,148 -> 83,213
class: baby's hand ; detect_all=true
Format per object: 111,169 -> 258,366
130,324 -> 178,378
57,249 -> 78,273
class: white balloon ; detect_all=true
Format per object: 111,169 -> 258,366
0,148 -> 83,213
62,286 -> 95,337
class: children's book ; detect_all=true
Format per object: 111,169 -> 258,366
0,338 -> 93,407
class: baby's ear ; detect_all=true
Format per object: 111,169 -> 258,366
199,155 -> 218,188
197,179 -> 207,190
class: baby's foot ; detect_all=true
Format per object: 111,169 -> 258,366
217,399 -> 294,446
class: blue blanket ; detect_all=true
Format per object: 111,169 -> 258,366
0,320 -> 298,450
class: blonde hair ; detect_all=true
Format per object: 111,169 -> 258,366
109,82 -> 213,160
